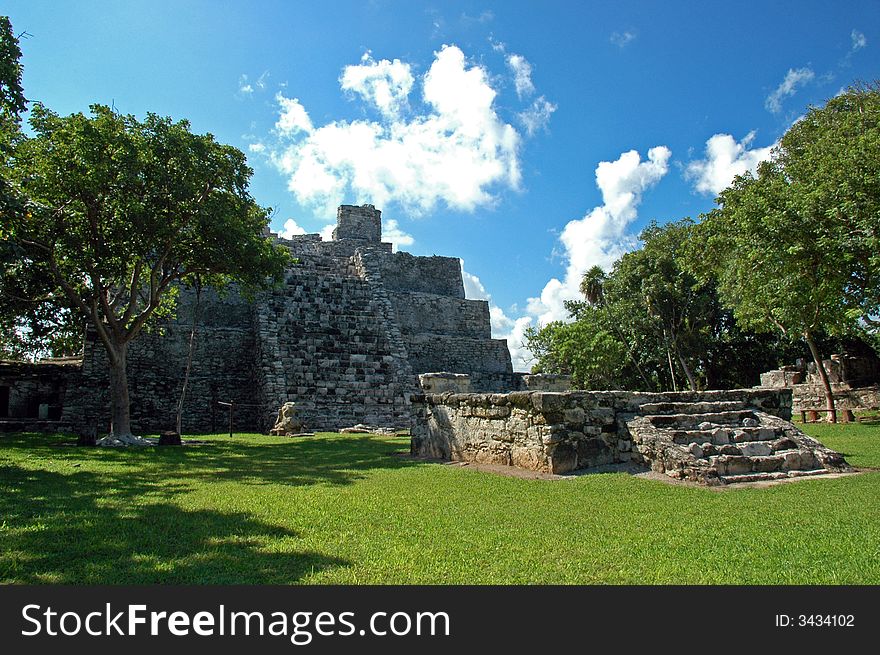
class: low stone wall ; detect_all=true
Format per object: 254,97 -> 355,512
410,389 -> 792,474
791,383 -> 879,412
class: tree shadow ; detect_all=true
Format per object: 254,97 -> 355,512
0,458 -> 351,584
2,432 -> 424,488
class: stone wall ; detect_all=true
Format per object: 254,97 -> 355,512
378,252 -> 465,298
410,388 -> 793,475
388,291 -> 491,339
64,286 -> 260,435
252,244 -> 415,431
404,334 -> 513,375
0,359 -> 77,430
791,383 -> 880,412
332,204 -> 382,242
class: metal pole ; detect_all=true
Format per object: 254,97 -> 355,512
229,400 -> 234,438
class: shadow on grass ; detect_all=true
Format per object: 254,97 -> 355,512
0,462 -> 348,584
1,432 -> 421,488
0,432 -> 426,584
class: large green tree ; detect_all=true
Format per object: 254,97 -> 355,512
527,219 -> 792,391
696,84 -> 880,420
3,104 -> 289,443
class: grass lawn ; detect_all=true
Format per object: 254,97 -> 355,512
1,421 -> 878,585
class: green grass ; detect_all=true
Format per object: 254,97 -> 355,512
1,422 -> 878,585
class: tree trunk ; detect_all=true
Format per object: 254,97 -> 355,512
98,338 -> 149,445
805,331 -> 836,423
675,347 -> 698,391
662,328 -> 678,391
176,281 -> 201,436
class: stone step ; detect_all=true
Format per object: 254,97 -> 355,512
719,469 -> 829,484
704,449 -> 820,475
646,410 -> 757,429
638,400 -> 749,414
670,425 -> 785,446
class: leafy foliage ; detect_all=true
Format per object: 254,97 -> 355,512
696,83 -> 880,413
527,220 -> 798,391
3,103 -> 289,435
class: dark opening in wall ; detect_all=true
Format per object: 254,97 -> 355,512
0,386 -> 9,418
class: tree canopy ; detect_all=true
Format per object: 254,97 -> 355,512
695,83 -> 880,417
3,102 -> 289,441
526,220 -> 790,391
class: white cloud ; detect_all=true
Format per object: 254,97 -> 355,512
457,147 -> 670,370
526,146 -> 671,326
461,262 -> 490,301
851,29 -> 867,52
519,96 -> 556,136
319,224 -> 335,242
460,260 -> 534,371
279,218 -> 307,239
240,72 -> 270,96
685,132 -> 776,195
275,94 -> 314,136
267,45 -> 522,217
248,142 -> 266,154
382,219 -> 414,252
506,53 -> 535,99
765,67 -> 815,114
610,30 -> 636,48
238,74 -> 253,95
340,53 -> 414,119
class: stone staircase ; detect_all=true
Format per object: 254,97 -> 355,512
255,251 -> 414,431
626,399 -> 852,485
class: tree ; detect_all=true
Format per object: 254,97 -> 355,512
4,104 -> 289,443
527,218 -> 794,392
0,16 -> 25,143
696,84 -> 880,420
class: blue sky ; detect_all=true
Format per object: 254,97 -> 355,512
6,1 -> 878,369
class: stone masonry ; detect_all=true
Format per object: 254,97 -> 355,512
411,388 -> 852,485
61,205 -> 514,434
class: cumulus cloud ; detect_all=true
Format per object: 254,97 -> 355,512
526,146 -> 671,326
461,260 -> 535,371
319,224 -> 335,242
610,30 -> 636,48
275,94 -> 314,136
340,53 -> 414,119
382,219 -> 414,252
685,132 -> 776,195
458,148 -> 670,370
765,67 -> 815,114
279,218 -> 307,239
267,45 -> 522,217
519,96 -> 556,136
506,53 -> 535,99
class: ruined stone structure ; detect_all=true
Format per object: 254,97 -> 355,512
58,205 -> 513,434
0,358 -> 79,432
759,350 -> 880,415
411,387 -> 852,485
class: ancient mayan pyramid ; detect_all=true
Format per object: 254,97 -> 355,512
63,205 -> 514,433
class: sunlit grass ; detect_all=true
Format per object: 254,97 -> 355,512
1,422 -> 877,584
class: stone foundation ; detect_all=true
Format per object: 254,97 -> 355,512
410,388 -> 851,484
